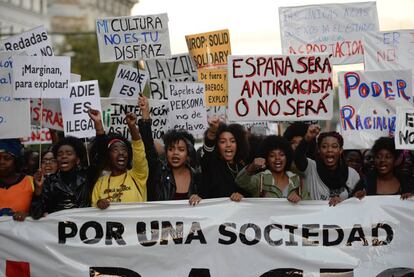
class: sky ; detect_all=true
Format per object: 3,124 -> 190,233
131,0 -> 414,56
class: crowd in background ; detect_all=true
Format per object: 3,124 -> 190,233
1,94 -> 413,221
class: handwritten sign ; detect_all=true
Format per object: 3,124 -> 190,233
145,53 -> 197,100
0,97 -> 31,139
0,51 -> 21,97
96,13 -> 171,62
198,68 -> 228,107
395,107 -> 414,150
167,82 -> 207,136
109,64 -> 148,98
21,126 -> 52,145
279,2 -> 379,64
0,26 -> 53,56
185,29 -> 231,69
227,55 -> 333,122
101,98 -> 168,140
60,81 -> 102,138
30,99 -> 63,131
364,30 -> 414,87
339,69 -> 413,149
12,56 -> 71,98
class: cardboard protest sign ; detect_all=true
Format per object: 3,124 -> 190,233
71,73 -> 81,82
364,30 -> 414,87
0,96 -> 31,139
395,107 -> 414,150
109,64 -> 148,98
339,69 -> 413,149
198,68 -> 228,107
96,13 -> 171,62
279,2 -> 379,64
145,53 -> 197,100
60,81 -> 102,138
167,82 -> 207,136
12,56 -> 70,98
227,55 -> 333,122
185,29 -> 231,69
21,126 -> 52,145
207,106 -> 227,122
0,26 -> 53,56
0,51 -> 17,97
30,99 -> 63,131
101,98 -> 168,140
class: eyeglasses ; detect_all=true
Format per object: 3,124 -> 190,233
42,158 -> 57,164
0,208 -> 14,216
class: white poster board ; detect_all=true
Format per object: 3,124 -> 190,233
60,81 -> 102,138
12,56 -> 71,98
0,26 -> 53,56
227,55 -> 333,122
101,98 -> 168,140
0,97 -> 31,139
279,2 -> 379,64
395,107 -> 414,150
145,53 -> 198,100
109,64 -> 148,98
96,13 -> 171,62
21,126 -> 52,145
339,69 -> 413,149
167,82 -> 207,136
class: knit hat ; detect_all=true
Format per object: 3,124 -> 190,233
0,139 -> 22,157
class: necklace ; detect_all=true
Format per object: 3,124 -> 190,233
226,162 -> 239,178
105,172 -> 128,202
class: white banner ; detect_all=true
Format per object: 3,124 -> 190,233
12,56 -> 71,98
0,97 -> 30,139
96,13 -> 171,63
364,30 -> 414,86
167,82 -> 207,136
145,53 -> 198,100
60,81 -> 102,138
109,64 -> 148,99
0,25 -> 53,56
0,197 -> 414,276
338,69 -> 413,149
395,106 -> 414,149
101,98 -> 168,140
21,125 -> 52,145
279,2 -> 379,64
227,55 -> 333,122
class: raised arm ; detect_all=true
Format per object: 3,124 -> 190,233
294,124 -> 320,172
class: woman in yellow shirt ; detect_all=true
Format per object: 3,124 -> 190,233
92,112 -> 149,209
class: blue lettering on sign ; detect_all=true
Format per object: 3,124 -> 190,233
96,20 -> 108,34
103,34 -> 121,45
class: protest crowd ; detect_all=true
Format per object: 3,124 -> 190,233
1,2 -> 414,275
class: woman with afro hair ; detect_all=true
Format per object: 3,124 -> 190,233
236,135 -> 309,202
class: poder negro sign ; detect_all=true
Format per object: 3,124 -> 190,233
1,197 -> 413,276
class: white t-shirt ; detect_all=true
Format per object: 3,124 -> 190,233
303,158 -> 359,200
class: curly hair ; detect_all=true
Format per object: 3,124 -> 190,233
371,137 -> 399,159
283,122 -> 308,141
317,131 -> 344,148
258,135 -> 293,171
215,123 -> 249,163
163,129 -> 196,165
53,136 -> 87,168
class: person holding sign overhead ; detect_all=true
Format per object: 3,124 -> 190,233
200,117 -> 249,201
293,124 -> 359,206
235,135 -> 309,202
91,111 -> 148,209
30,110 -> 106,219
353,137 -> 414,200
137,94 -> 201,204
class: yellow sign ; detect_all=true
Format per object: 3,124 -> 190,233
199,68 -> 228,107
186,29 -> 231,69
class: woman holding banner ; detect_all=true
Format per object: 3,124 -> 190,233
353,137 -> 414,199
235,135 -> 309,201
200,117 -> 249,201
293,124 -> 359,206
0,139 -> 34,221
30,110 -> 105,219
137,95 -> 202,204
91,111 -> 148,209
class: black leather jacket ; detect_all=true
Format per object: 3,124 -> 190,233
30,170 -> 93,219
